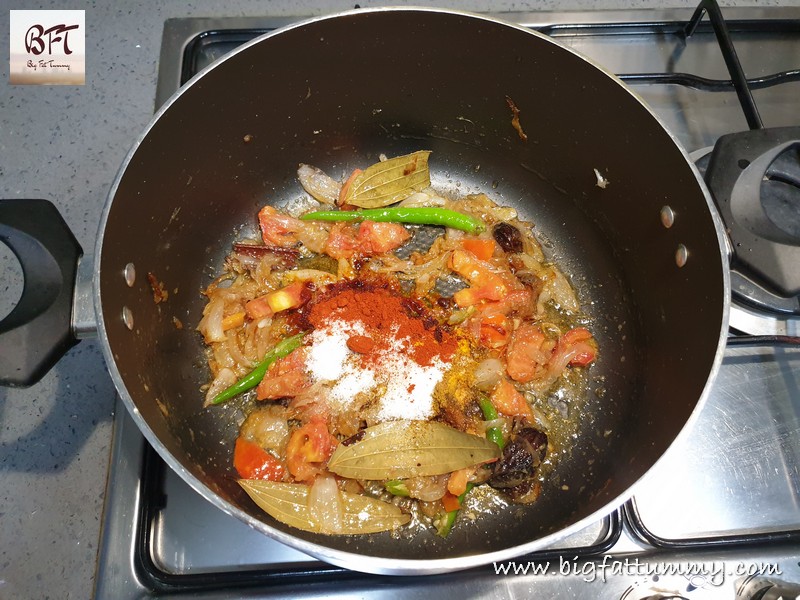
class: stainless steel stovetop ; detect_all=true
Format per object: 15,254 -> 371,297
95,6 -> 800,599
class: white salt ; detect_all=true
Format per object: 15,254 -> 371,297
305,320 -> 447,422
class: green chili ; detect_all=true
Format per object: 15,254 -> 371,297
300,207 -> 485,234
210,332 -> 306,405
478,396 -> 506,450
385,479 -> 410,497
436,483 -> 475,538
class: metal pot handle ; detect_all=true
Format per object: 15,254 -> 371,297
0,199 -> 82,387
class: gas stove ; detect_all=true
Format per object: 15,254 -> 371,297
94,5 -> 800,598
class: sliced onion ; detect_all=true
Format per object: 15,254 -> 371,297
282,268 -> 337,287
404,474 -> 449,502
283,194 -> 322,218
479,416 -> 512,443
536,286 -> 551,317
512,252 -> 544,275
308,474 -> 343,534
481,417 -> 506,431
397,191 -> 446,207
546,267 -> 580,313
529,404 -> 551,429
224,330 -> 251,368
231,252 -> 261,271
297,164 -> 341,205
204,368 -> 236,406
474,357 -> 504,391
240,407 -> 290,453
296,224 -> 330,254
198,298 -> 226,343
548,344 -> 583,380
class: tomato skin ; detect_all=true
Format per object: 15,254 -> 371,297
234,437 -> 286,481
323,222 -> 360,259
505,323 -> 550,383
478,313 -> 511,348
324,220 -> 410,259
480,287 -> 537,320
447,468 -> 471,497
448,250 -> 507,307
256,347 -> 310,400
461,238 -> 496,261
490,378 -> 534,421
560,327 -> 592,345
441,492 -> 462,512
285,418 -> 337,483
558,327 -> 597,367
266,281 -> 309,313
357,221 -> 411,254
245,296 -> 273,320
568,343 -> 596,367
258,205 -> 303,248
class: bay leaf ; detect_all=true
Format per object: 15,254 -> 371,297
327,420 -> 501,480
239,479 -> 410,535
344,150 -> 431,208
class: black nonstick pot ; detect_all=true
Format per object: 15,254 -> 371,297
0,8 -> 729,574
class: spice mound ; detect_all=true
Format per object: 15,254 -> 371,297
198,150 -> 598,538
305,283 -> 460,422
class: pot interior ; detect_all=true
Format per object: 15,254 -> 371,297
97,9 -> 726,567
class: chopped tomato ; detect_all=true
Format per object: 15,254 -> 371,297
246,284 -> 308,320
258,205 -> 303,248
323,222 -> 360,259
569,344 -> 596,367
256,347 -> 311,400
491,378 -> 534,420
233,437 -> 286,481
548,327 -> 597,373
480,287 -> 537,320
447,468 -> 471,497
558,327 -> 597,367
288,391 -> 331,423
449,250 -> 508,307
357,221 -> 411,254
441,492 -> 462,512
479,313 -> 511,349
324,221 -> 410,259
285,418 -> 338,483
245,296 -> 273,320
461,238 -> 496,261
505,322 -> 551,383
265,281 -> 309,313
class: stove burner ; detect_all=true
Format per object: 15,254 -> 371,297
704,127 -> 800,315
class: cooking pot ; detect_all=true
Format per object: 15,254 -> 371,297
0,8 -> 729,574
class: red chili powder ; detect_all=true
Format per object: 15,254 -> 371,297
307,286 -> 457,367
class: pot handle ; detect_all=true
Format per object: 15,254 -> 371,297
0,199 -> 82,387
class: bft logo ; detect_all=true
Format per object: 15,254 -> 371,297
9,10 -> 85,85
25,23 -> 81,56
